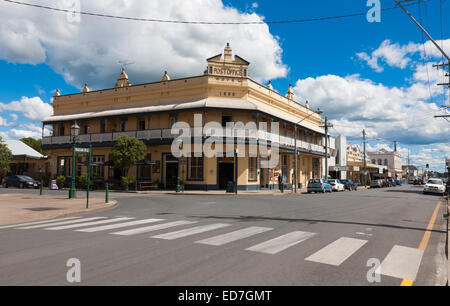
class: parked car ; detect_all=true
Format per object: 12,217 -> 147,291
2,175 -> 39,189
341,179 -> 357,191
386,178 -> 396,187
328,179 -> 345,192
370,179 -> 383,188
395,179 -> 403,186
408,176 -> 416,184
414,177 -> 425,185
423,178 -> 446,195
307,178 -> 332,193
380,179 -> 388,188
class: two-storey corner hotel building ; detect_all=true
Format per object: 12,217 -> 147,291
42,44 -> 326,191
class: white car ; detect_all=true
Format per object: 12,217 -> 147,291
423,178 -> 446,195
328,179 -> 345,192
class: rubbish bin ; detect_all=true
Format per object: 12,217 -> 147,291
226,181 -> 234,193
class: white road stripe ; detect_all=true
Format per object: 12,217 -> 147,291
246,231 -> 316,255
44,217 -> 134,230
376,245 -> 424,281
305,237 -> 368,266
151,223 -> 231,240
18,217 -> 107,229
196,227 -> 273,246
111,220 -> 197,236
0,217 -> 81,230
75,219 -> 165,232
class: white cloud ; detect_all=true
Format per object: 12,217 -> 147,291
293,74 -> 450,145
356,39 -> 450,73
0,96 -> 53,121
0,0 -> 288,90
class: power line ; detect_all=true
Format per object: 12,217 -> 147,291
418,0 -> 434,102
1,0 -> 424,25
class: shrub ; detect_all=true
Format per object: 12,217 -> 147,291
56,176 -> 66,188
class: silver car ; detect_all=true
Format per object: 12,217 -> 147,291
423,179 -> 446,195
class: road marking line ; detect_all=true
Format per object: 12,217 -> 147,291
399,200 -> 441,286
151,223 -> 231,240
400,279 -> 414,286
196,227 -> 273,246
418,201 -> 441,251
111,220 -> 197,236
75,219 -> 165,232
0,217 -> 81,230
376,245 -> 424,281
305,237 -> 368,266
44,217 -> 134,230
18,217 -> 108,229
246,231 -> 316,255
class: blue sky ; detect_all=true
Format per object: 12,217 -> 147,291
0,0 -> 448,170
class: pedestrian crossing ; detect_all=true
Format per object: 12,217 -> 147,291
0,215 -> 425,281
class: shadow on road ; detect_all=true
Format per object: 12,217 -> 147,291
188,214 -> 446,234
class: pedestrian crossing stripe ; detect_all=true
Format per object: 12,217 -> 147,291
196,227 -> 273,246
305,237 -> 368,266
75,219 -> 165,232
44,217 -> 135,231
18,217 -> 108,229
111,220 -> 198,236
246,231 -> 317,255
0,217 -> 81,230
151,223 -> 231,240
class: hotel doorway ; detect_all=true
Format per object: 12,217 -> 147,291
218,157 -> 234,190
163,153 -> 178,189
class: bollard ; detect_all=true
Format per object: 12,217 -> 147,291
40,179 -> 43,195
105,183 -> 109,204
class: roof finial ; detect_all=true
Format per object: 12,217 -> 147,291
267,80 -> 273,90
287,83 -> 294,100
161,70 -> 171,81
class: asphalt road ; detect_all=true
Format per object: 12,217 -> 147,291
0,185 -> 447,286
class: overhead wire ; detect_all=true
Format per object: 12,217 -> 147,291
1,0 -> 425,25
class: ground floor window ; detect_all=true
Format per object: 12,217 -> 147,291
188,156 -> 203,181
248,157 -> 257,181
92,155 -> 105,177
57,156 -> 71,177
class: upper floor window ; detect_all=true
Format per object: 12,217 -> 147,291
58,124 -> 65,136
100,119 -> 106,133
384,159 -> 388,166
137,118 -> 146,131
222,112 -> 233,127
169,114 -> 177,128
120,118 -> 127,132
378,159 -> 382,165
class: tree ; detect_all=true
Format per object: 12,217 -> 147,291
0,137 -> 13,174
110,136 -> 146,176
20,137 -> 43,154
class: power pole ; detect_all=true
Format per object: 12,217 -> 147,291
363,129 -> 367,186
320,117 -> 333,179
393,0 -> 450,114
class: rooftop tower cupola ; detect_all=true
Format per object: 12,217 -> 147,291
205,43 -> 250,78
224,43 -> 233,62
161,71 -> 171,81
115,67 -> 131,88
82,83 -> 90,93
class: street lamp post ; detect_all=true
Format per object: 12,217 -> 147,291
176,139 -> 183,193
234,148 -> 238,194
69,121 -> 80,199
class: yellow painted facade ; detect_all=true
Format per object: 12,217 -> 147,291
43,44 -> 325,190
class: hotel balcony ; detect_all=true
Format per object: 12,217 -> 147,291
42,128 -> 326,156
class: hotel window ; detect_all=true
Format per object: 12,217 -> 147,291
248,157 -> 257,181
137,154 -> 151,180
92,155 -> 105,177
243,69 -> 247,77
82,123 -> 89,135
372,159 -> 376,164
100,119 -> 106,133
137,118 -> 146,131
120,118 -> 127,132
169,114 -> 177,128
378,159 -> 382,165
384,159 -> 388,166
222,112 -> 233,127
188,156 -> 204,181
59,124 -> 65,136
209,66 -> 213,74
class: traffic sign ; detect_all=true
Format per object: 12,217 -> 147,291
75,147 -> 90,154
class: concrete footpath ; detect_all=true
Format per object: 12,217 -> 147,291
0,193 -> 117,226
136,186 -> 371,195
